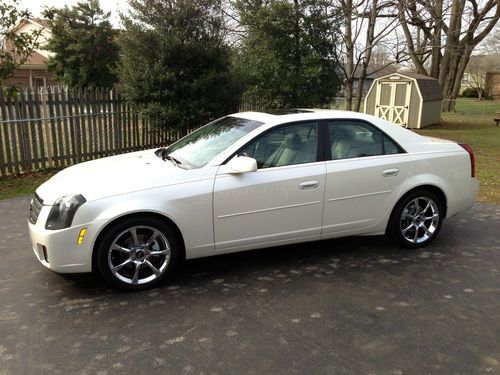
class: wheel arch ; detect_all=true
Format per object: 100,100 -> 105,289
91,212 -> 186,273
397,183 -> 448,217
386,184 -> 448,235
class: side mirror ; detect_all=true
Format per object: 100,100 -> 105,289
226,156 -> 258,174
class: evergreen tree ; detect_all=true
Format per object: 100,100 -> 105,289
119,0 -> 242,131
236,0 -> 341,108
44,0 -> 119,89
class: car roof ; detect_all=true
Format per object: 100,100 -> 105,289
232,109 -> 379,124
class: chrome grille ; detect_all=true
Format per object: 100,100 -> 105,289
28,193 -> 44,224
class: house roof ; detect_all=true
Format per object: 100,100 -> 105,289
21,51 -> 48,68
378,72 -> 444,102
468,54 -> 500,72
12,17 -> 49,32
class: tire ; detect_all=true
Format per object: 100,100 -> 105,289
387,189 -> 444,248
96,216 -> 181,290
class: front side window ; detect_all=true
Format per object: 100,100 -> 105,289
240,122 -> 317,169
166,116 -> 263,169
328,120 -> 402,160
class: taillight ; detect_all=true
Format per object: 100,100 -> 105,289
459,144 -> 475,177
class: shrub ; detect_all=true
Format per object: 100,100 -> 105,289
461,87 -> 479,98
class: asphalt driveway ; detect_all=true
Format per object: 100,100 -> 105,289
0,196 -> 499,374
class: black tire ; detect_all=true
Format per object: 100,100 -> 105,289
96,216 -> 181,290
387,189 -> 444,248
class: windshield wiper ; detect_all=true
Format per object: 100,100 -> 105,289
156,148 -> 186,169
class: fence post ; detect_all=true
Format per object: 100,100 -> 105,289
40,87 -> 54,167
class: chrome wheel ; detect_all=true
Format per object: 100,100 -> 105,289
107,225 -> 171,285
400,197 -> 440,244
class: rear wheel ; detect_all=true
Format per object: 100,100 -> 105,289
388,190 -> 444,248
96,216 -> 180,290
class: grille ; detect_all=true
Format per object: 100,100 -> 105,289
28,193 -> 44,224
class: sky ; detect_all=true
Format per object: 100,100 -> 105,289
19,0 -> 130,27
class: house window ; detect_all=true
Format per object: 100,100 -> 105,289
34,77 -> 46,87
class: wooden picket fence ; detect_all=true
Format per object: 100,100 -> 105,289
0,87 -> 185,177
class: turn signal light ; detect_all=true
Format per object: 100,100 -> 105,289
77,227 -> 87,245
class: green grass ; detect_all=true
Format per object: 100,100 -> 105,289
0,170 -> 56,200
442,98 -> 500,122
415,114 -> 500,204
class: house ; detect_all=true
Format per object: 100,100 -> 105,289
352,71 -> 380,97
2,18 -> 58,88
461,54 -> 500,97
485,71 -> 500,99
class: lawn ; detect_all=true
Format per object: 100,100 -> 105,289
0,170 -> 56,200
416,102 -> 500,204
444,97 -> 499,118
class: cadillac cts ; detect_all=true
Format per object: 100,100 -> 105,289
28,110 -> 478,290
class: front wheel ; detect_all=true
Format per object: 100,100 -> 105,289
387,190 -> 444,248
96,216 -> 180,290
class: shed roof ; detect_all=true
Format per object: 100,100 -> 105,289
378,72 -> 444,102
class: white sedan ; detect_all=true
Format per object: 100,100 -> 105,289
28,110 -> 478,290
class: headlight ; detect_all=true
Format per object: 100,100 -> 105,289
45,195 -> 86,230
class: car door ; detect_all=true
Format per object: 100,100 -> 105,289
213,121 -> 326,251
322,119 -> 412,236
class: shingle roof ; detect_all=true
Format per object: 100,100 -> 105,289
23,51 -> 48,66
396,73 -> 444,102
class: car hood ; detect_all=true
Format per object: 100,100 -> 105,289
36,149 -> 187,205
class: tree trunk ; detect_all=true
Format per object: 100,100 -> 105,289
442,43 -> 473,112
292,0 -> 301,107
439,0 -> 465,88
343,0 -> 354,111
344,78 -> 353,111
354,0 -> 377,112
430,0 -> 442,78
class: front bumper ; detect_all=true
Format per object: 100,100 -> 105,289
28,206 -> 102,273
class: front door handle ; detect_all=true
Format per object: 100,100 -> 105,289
299,180 -> 319,190
382,168 -> 400,177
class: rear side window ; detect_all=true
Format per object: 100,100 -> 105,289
383,135 -> 403,155
328,120 -> 403,160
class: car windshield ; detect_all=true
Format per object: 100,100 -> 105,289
164,116 -> 263,169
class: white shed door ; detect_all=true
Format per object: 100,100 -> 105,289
375,81 -> 411,126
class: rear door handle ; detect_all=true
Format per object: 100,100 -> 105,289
382,168 -> 399,177
299,180 -> 319,190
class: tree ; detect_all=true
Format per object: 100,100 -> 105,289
44,0 -> 119,89
119,0 -> 242,132
235,0 -> 341,109
397,0 -> 500,111
332,0 -> 402,111
0,0 -> 41,89
369,46 -> 399,74
465,57 -> 487,99
479,24 -> 500,54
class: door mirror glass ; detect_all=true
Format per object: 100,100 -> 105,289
227,156 -> 257,174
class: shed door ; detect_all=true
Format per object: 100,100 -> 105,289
375,81 -> 411,126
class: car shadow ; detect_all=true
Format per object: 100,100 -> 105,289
59,234 -> 407,293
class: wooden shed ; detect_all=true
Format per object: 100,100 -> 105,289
364,73 -> 443,129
